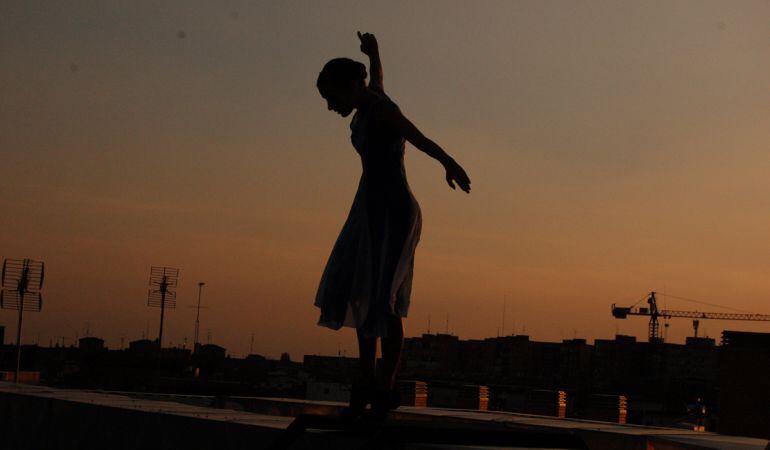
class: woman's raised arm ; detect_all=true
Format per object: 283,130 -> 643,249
358,31 -> 384,93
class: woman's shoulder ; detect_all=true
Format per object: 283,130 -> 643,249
371,94 -> 401,119
368,94 -> 404,138
357,94 -> 399,125
378,93 -> 399,108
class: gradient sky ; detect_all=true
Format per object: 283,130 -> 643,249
2,1 -> 769,358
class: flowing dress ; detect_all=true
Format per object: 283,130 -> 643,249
315,93 -> 422,337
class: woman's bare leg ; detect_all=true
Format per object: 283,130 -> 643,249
379,315 -> 404,390
341,329 -> 377,417
356,328 -> 377,384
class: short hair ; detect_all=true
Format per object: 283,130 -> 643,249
317,58 -> 367,92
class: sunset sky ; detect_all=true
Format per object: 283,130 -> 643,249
2,1 -> 769,359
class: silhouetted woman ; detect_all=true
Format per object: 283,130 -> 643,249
314,32 -> 470,420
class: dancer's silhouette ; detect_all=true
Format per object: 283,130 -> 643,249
314,32 -> 470,420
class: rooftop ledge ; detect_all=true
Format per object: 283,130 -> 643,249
1,382 -> 767,450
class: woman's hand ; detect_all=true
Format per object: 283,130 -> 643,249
444,159 -> 471,193
357,31 -> 379,57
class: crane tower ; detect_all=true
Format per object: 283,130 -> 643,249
612,291 -> 770,343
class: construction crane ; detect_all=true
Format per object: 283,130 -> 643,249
612,291 -> 770,343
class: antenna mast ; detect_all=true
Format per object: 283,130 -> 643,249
1,258 -> 45,383
146,266 -> 179,358
502,295 -> 507,336
193,282 -> 205,352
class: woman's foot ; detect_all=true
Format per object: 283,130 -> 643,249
340,382 -> 374,421
366,387 -> 400,422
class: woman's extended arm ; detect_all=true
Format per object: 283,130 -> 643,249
358,31 -> 383,93
380,106 -> 471,193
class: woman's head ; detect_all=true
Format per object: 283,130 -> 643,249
317,58 -> 367,117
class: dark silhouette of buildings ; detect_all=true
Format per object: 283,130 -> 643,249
718,331 -> 770,439
195,343 -> 226,360
78,337 -> 105,353
402,332 -> 718,428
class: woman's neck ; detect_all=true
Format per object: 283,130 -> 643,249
356,88 -> 380,111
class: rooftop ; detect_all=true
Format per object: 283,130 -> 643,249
0,382 -> 767,449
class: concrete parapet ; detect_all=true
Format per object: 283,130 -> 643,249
2,382 -> 768,450
0,383 -> 287,450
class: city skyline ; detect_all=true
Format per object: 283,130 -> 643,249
0,284 -> 765,358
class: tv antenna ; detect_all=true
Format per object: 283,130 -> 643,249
146,266 -> 179,356
1,258 -> 45,383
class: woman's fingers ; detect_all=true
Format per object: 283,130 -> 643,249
456,176 -> 468,192
357,32 -> 377,46
444,160 -> 470,192
456,167 -> 471,191
358,31 -> 376,54
452,177 -> 470,193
